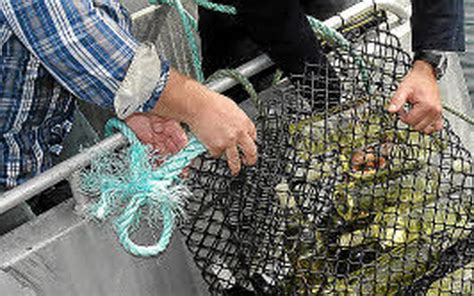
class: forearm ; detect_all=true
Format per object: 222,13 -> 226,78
412,0 -> 465,52
151,68 -> 259,176
152,69 -> 212,125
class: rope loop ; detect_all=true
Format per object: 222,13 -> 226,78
114,195 -> 175,257
206,68 -> 260,107
83,118 -> 203,257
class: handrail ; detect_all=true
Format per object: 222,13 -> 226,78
0,0 -> 411,215
325,0 -> 410,30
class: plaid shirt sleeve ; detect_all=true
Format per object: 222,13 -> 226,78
0,0 -> 169,112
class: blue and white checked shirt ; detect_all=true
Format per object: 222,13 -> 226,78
0,0 -> 169,187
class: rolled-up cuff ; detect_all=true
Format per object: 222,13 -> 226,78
142,60 -> 170,113
114,42 -> 170,119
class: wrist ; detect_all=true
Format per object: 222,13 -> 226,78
413,51 -> 447,80
412,60 -> 437,80
152,69 -> 203,124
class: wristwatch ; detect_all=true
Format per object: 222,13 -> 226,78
413,50 -> 448,80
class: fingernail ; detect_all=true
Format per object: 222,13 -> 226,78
387,104 -> 397,112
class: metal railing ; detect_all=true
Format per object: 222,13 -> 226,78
0,0 -> 411,215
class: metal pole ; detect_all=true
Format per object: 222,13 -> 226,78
0,0 -> 411,215
205,54 -> 274,93
0,134 -> 127,214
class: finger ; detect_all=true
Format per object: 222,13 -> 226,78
414,115 -> 436,132
152,139 -> 169,154
247,120 -> 257,141
388,87 -> 411,113
420,110 -> 443,134
238,134 -> 258,166
152,122 -> 165,134
166,124 -> 188,149
435,118 -> 444,130
225,146 -> 241,176
180,167 -> 190,179
137,130 -> 154,144
162,120 -> 180,135
171,131 -> 188,150
423,123 -> 437,135
149,131 -> 166,145
208,141 -> 225,159
400,105 -> 432,127
163,137 -> 180,155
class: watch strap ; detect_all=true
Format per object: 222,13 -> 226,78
414,50 -> 448,80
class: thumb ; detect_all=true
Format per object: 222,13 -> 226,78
388,86 -> 411,113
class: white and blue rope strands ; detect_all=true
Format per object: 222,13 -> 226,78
81,119 -> 206,257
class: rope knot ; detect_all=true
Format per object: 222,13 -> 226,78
80,119 -> 204,257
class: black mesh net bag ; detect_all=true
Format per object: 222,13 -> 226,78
181,11 -> 474,296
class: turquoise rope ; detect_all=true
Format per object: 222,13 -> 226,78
193,0 -> 236,15
114,195 -> 175,257
207,68 -> 260,107
307,15 -> 372,93
82,119 -> 205,257
149,0 -> 203,81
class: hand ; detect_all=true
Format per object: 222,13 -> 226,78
152,69 -> 258,175
187,93 -> 258,176
125,113 -> 188,156
387,61 -> 443,134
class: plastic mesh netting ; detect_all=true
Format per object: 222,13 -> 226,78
181,12 -> 474,296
